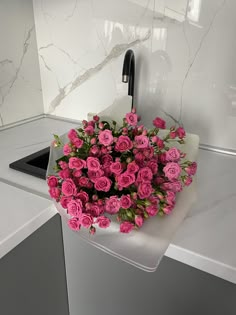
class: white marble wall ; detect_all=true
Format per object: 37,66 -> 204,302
33,0 -> 236,150
0,0 -> 43,126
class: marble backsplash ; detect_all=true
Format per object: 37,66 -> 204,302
0,0 -> 43,126
33,0 -> 236,150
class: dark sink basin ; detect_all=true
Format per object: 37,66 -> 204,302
9,147 -> 50,180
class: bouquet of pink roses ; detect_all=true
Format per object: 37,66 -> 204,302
47,109 -> 197,235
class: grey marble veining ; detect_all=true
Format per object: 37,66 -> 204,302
0,0 -> 43,126
33,0 -> 236,151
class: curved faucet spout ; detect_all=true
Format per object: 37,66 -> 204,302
122,49 -> 135,107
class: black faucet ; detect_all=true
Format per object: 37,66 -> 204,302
122,49 -> 135,108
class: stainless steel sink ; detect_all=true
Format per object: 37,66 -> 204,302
9,147 -> 50,180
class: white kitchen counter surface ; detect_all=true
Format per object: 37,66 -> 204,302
0,117 -> 235,284
0,117 -> 79,198
0,181 -> 54,259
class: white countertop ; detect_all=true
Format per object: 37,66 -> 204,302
0,117 -> 235,284
0,181 -> 53,259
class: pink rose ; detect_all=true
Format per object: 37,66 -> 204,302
73,169 -> 82,177
120,221 -> 134,233
58,168 -> 71,179
117,172 -> 135,188
105,196 -> 120,214
153,117 -> 166,129
63,144 -> 72,156
166,147 -> 181,162
101,154 -> 113,166
90,145 -> 100,155
135,216 -> 143,227
159,153 -> 167,164
79,176 -> 90,187
166,191 -> 176,205
146,205 -> 158,216
103,165 -> 112,177
138,182 -> 153,199
88,169 -> 104,183
80,213 -> 93,228
185,162 -> 197,176
89,203 -> 103,217
161,181 -> 182,192
125,112 -> 138,126
49,187 -> 61,200
98,130 -> 113,146
176,127 -> 186,139
61,179 -> 77,196
110,162 -> 123,175
96,216 -> 111,228
69,157 -> 86,170
143,147 -> 154,159
88,120 -> 95,127
84,125 -> 94,136
163,204 -> 174,215
59,161 -> 68,169
120,195 -> 132,209
73,137 -> 84,149
135,135 -> 149,149
115,136 -> 133,152
76,191 -> 89,205
68,129 -> 78,141
94,176 -> 112,192
87,157 -> 101,171
137,167 -> 153,182
184,176 -> 192,186
67,199 -> 83,217
156,137 -> 164,149
60,196 -> 72,209
147,160 -> 158,174
163,162 -> 181,181
47,176 -> 58,187
68,218 -> 81,231
127,161 -> 139,173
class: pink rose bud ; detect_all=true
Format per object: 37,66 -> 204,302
135,215 -> 144,227
176,127 -> 186,139
169,131 -> 176,139
63,144 -> 72,156
93,115 -> 99,122
92,195 -> 98,201
131,107 -> 136,113
152,136 -> 158,143
142,129 -> 148,136
97,199 -> 103,206
89,226 -> 96,235
82,120 -> 88,126
122,127 -> 128,134
153,117 -> 166,129
184,176 -> 193,186
90,137 -> 96,145
47,176 -> 58,188
98,122 -> 104,129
